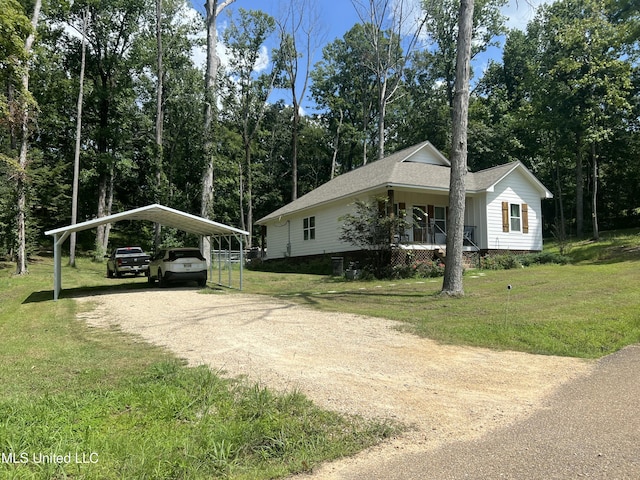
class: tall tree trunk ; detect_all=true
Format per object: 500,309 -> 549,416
104,167 -> 114,252
330,109 -> 344,179
591,142 -> 599,241
441,0 -> 474,297
291,104 -> 299,200
154,0 -> 164,248
95,163 -> 113,259
246,145 -> 253,249
202,0 -> 236,263
94,68 -> 111,259
575,133 -> 584,238
15,0 -> 42,275
555,158 -> 566,241
70,9 -> 88,267
95,173 -> 109,259
377,83 -> 386,160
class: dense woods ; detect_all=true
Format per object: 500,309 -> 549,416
1,0 -> 639,268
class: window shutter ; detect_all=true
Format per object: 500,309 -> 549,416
502,202 -> 509,232
522,204 -> 529,233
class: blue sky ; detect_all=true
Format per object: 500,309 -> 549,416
188,0 -> 550,112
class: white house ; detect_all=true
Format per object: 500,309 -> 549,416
256,141 -> 553,261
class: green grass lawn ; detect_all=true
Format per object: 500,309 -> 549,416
0,258 -> 394,479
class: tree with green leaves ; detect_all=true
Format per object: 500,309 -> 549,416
276,0 -> 323,201
352,0 -> 426,161
421,0 -> 506,108
531,0 -> 633,239
220,8 -> 280,247
339,196 -> 411,278
311,23 -> 379,170
13,0 -> 42,274
0,0 -> 32,260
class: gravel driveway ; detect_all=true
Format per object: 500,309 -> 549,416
76,288 -> 593,475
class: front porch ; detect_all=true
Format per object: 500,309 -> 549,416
391,225 -> 481,268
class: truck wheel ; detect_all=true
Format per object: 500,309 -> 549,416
107,267 -> 113,278
198,278 -> 206,287
158,270 -> 166,288
147,273 -> 155,284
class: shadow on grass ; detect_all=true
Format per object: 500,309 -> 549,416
281,288 -> 439,308
23,281 -> 224,304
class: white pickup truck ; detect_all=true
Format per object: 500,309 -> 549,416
105,247 -> 151,278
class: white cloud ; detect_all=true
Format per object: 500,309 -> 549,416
254,45 -> 271,73
187,7 -> 271,75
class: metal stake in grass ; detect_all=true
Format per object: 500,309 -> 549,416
505,284 -> 512,324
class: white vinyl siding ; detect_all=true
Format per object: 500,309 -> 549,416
263,202 -> 359,259
486,169 -> 543,251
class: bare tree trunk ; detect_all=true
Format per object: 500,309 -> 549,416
154,0 -> 164,248
246,147 -> 253,248
70,9 -> 89,267
292,105 -> 299,200
277,0 -> 321,200
352,0 -> 425,162
95,174 -> 108,259
441,0 -> 474,297
555,158 -> 566,240
105,169 -> 114,252
591,142 -> 599,241
575,133 -> 584,238
201,0 -> 236,263
15,0 -> 42,275
330,109 -> 344,179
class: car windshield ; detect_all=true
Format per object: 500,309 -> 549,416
168,250 -> 205,261
116,248 -> 143,255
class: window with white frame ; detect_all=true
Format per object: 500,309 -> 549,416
510,204 -> 521,232
303,216 -> 315,240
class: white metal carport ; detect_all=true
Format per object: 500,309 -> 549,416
44,204 -> 249,300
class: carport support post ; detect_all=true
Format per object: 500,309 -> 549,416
227,235 -> 232,287
217,235 -> 222,285
53,233 -> 65,300
207,235 -> 213,283
238,234 -> 244,290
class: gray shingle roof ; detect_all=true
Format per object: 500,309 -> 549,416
258,142 -> 551,223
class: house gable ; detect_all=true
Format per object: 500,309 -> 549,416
399,141 -> 451,167
484,168 -> 546,251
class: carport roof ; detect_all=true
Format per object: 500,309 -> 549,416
45,203 -> 249,238
45,204 -> 248,301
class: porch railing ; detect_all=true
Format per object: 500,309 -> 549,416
395,225 -> 477,247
